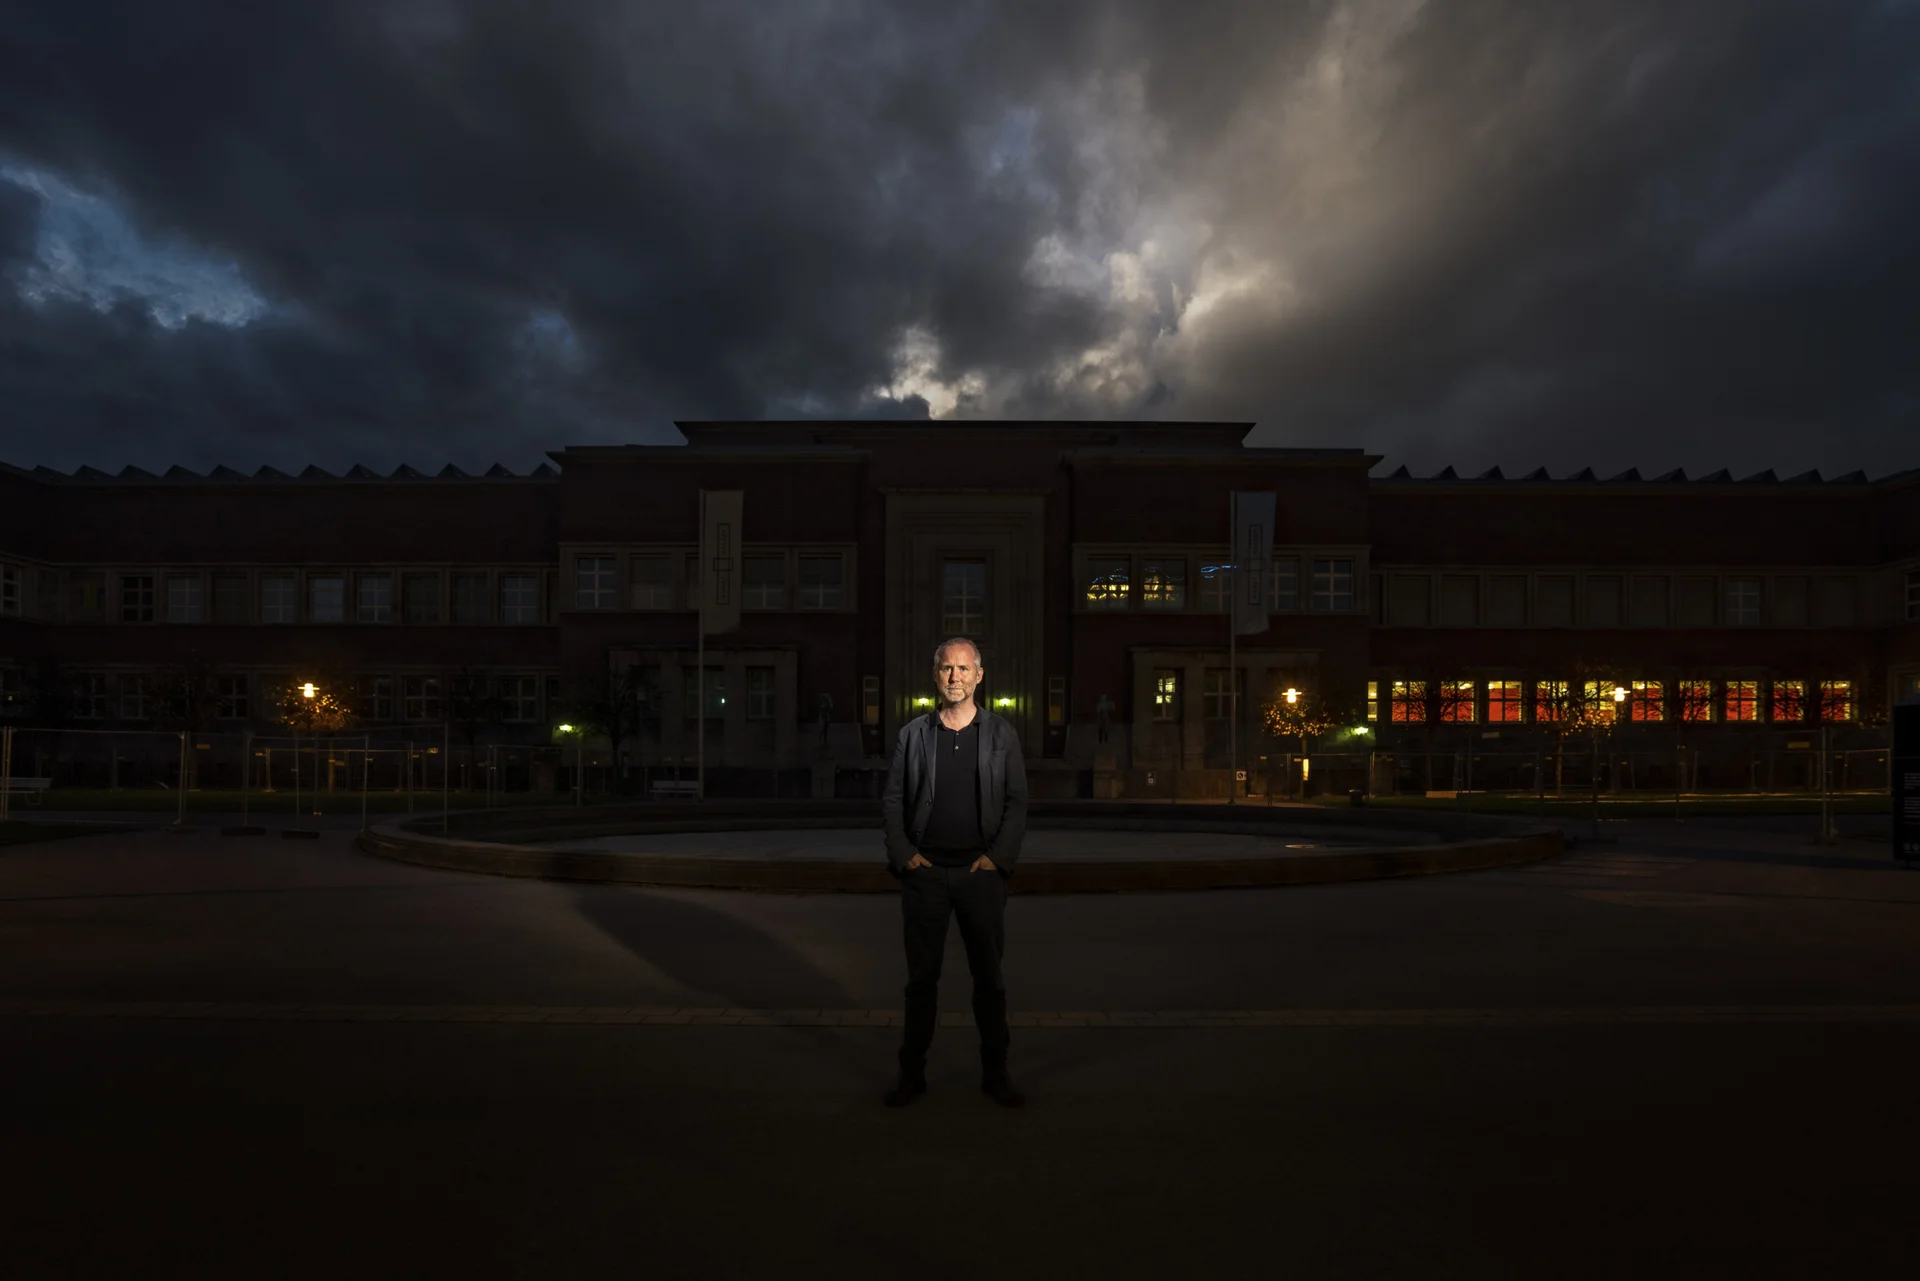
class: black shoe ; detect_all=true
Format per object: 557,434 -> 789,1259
883,1074 -> 927,1107
981,1073 -> 1025,1108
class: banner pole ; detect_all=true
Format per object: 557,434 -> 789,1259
1228,493 -> 1235,806
176,731 -> 188,827
1,724 -> 12,823
698,488 -> 706,803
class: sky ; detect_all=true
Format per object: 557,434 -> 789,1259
1,0 -> 1916,479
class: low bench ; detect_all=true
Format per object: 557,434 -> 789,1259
650,780 -> 701,799
1,777 -> 52,808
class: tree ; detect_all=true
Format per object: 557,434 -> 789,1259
449,668 -> 507,786
1259,671 -> 1361,756
564,661 -> 654,795
277,681 -> 354,735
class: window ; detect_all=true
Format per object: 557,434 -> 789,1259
743,555 -> 787,610
1310,558 -> 1354,612
1486,680 -> 1523,723
1198,562 -> 1231,613
500,575 -> 540,623
683,667 -> 726,720
1770,680 -> 1805,722
0,565 -> 18,616
941,560 -> 986,633
1152,669 -> 1180,722
1438,680 -> 1476,723
798,554 -> 845,609
215,675 -> 249,720
70,673 -> 108,719
71,573 -> 106,620
863,675 -> 881,726
359,677 -> 395,723
1048,676 -> 1067,727
1677,680 -> 1714,723
1725,680 -> 1758,722
166,576 -> 203,624
357,573 -> 394,623
1139,558 -> 1187,610
120,676 -> 148,722
1725,578 -> 1761,626
450,573 -> 488,624
1203,669 -> 1240,721
308,576 -> 345,624
1583,681 -> 1620,725
121,573 -> 155,623
1908,571 -> 1920,622
746,666 -> 775,720
211,574 -> 248,624
1585,576 -> 1622,627
635,666 -> 662,725
574,556 -> 616,610
404,573 -> 442,623
1365,680 -> 1379,722
1818,680 -> 1853,722
403,676 -> 443,721
261,576 -> 296,624
1534,680 -> 1566,723
1629,680 -> 1664,722
1439,576 -> 1479,627
631,556 -> 674,610
500,675 -> 539,722
1270,558 -> 1299,612
1084,557 -> 1130,610
1391,679 -> 1427,723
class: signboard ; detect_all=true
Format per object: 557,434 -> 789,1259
1146,771 -> 1156,786
1895,704 -> 1920,866
1234,770 -> 1247,781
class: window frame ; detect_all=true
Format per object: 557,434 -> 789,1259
1724,679 -> 1759,722
1138,556 -> 1188,611
260,575 -> 297,624
940,558 -> 987,634
745,665 -> 776,721
307,575 -> 346,624
741,554 -> 789,611
1310,557 -> 1355,613
500,574 -> 541,625
1083,554 -> 1132,611
1486,679 -> 1524,724
165,575 -> 204,624
1725,577 -> 1761,627
120,573 -> 156,623
357,572 -> 394,624
629,555 -> 676,611
573,554 -> 617,611
449,571 -> 489,625
1151,669 -> 1180,722
797,552 -> 847,611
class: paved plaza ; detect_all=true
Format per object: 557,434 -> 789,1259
2,811 -> 1916,1278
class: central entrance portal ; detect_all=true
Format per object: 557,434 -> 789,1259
883,492 -> 1045,757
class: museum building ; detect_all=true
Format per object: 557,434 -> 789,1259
1,421 -> 1916,795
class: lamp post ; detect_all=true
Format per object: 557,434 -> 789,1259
293,682 -> 316,833
558,723 -> 582,808
1283,687 -> 1301,800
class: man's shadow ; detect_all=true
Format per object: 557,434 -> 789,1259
570,884 -> 882,1080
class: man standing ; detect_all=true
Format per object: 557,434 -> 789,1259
881,637 -> 1028,1108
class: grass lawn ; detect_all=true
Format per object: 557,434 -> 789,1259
9,788 -> 602,816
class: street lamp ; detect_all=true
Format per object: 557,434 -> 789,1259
1283,687 -> 1301,705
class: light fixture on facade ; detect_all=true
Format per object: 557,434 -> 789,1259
301,682 -> 316,699
995,697 -> 1013,708
556,722 -> 575,733
1283,687 -> 1301,705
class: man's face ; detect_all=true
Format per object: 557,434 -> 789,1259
933,646 -> 983,709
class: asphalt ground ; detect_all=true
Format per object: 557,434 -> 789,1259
1,812 -> 1915,1279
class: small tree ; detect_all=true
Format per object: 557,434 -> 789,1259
278,681 -> 354,735
449,669 -> 507,786
565,662 -> 652,795
1260,673 -> 1361,794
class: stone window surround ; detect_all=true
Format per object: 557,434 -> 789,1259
565,544 -> 857,614
19,565 -> 549,626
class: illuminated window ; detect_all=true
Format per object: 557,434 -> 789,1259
308,576 -> 344,624
1270,558 -> 1299,612
574,556 -> 616,610
1534,680 -> 1566,723
941,560 -> 987,633
1583,681 -> 1620,725
1629,680 -> 1664,722
1486,680 -> 1524,723
1725,578 -> 1761,626
1139,558 -> 1187,610
742,556 -> 787,610
1365,680 -> 1379,722
1203,668 -> 1241,721
1438,680 -> 1476,723
261,576 -> 296,624
1084,557 -> 1130,610
798,554 -> 845,609
166,577 -> 203,624
1390,679 -> 1427,723
1152,669 -> 1180,722
1677,680 -> 1714,722
1818,680 -> 1853,722
1311,558 -> 1354,612
1770,680 -> 1805,722
357,573 -> 393,623
1198,562 -> 1232,613
1724,680 -> 1758,722
121,573 -> 155,623
500,575 -> 539,624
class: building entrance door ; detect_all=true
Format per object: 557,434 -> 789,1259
883,493 -> 1045,757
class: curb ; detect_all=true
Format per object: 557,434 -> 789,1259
354,824 -> 1562,894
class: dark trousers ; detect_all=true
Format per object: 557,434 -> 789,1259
898,862 -> 1009,1077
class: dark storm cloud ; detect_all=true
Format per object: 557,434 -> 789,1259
0,0 -> 1915,476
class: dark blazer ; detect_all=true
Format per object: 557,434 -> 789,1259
881,704 -> 1029,879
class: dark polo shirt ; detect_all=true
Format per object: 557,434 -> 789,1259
919,718 -> 983,864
